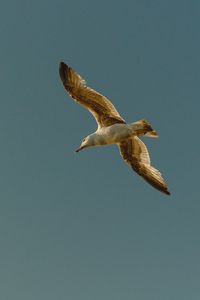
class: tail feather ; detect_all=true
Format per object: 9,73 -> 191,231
145,130 -> 158,138
130,119 -> 158,137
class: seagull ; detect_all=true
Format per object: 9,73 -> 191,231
59,62 -> 170,195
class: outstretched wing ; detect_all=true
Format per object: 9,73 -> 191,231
59,62 -> 125,128
118,137 -> 170,195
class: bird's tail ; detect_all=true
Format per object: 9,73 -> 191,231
129,119 -> 158,138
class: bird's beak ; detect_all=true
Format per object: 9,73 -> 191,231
75,145 -> 85,153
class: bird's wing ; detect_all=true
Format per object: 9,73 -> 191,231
59,62 -> 125,128
118,137 -> 170,195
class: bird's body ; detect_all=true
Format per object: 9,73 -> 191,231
85,124 -> 130,147
96,123 -> 132,145
82,121 -> 156,147
59,62 -> 170,195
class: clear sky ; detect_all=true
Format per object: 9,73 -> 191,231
1,0 -> 200,299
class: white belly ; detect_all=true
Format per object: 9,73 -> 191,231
97,124 -> 132,145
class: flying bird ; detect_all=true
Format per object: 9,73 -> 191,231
59,62 -> 170,195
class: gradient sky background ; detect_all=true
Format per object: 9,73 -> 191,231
1,0 -> 200,299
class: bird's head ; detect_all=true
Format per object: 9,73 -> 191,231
75,135 -> 93,152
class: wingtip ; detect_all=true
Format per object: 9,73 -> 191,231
59,61 -> 64,70
163,188 -> 171,195
59,61 -> 68,83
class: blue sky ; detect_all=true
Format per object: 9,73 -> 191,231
1,0 -> 200,299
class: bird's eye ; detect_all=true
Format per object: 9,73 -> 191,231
82,138 -> 86,142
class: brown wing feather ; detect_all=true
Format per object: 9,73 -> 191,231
59,62 -> 125,128
119,137 -> 170,195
